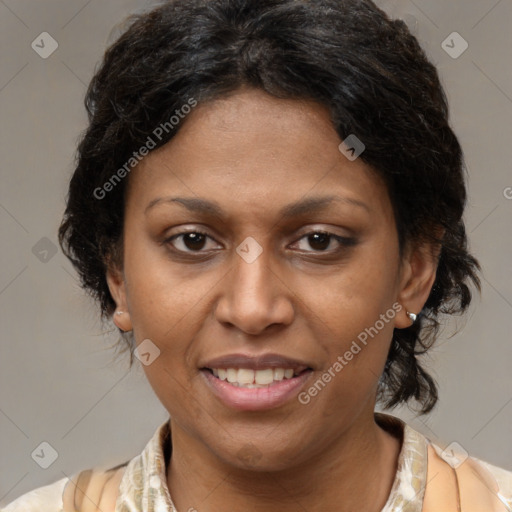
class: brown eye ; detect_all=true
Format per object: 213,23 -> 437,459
166,231 -> 219,253
181,232 -> 207,251
294,231 -> 355,253
306,232 -> 331,251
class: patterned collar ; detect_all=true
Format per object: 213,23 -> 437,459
115,412 -> 427,512
376,412 -> 427,512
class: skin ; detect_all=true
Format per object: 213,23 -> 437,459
107,87 -> 439,512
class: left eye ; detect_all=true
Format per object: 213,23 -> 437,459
292,231 -> 349,252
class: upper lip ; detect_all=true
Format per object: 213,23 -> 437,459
201,353 -> 312,372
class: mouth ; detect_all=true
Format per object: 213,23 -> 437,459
199,354 -> 314,411
202,366 -> 311,388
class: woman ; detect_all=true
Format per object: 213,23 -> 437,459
3,0 -> 511,511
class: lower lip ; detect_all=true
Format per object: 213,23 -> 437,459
201,369 -> 312,411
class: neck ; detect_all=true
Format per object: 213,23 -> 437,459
167,410 -> 401,512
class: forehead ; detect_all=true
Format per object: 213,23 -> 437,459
125,88 -> 392,223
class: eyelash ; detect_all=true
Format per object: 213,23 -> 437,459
164,229 -> 356,257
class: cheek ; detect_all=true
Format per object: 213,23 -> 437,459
123,233 -> 210,338
302,315 -> 395,424
298,244 -> 400,341
141,357 -> 208,430
293,247 -> 399,408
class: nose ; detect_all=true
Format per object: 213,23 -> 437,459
214,244 -> 295,336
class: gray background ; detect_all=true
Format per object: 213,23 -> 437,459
1,0 -> 511,505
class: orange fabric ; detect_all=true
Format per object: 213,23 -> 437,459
423,443 -> 511,511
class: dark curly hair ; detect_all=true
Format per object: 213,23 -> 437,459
58,0 -> 480,415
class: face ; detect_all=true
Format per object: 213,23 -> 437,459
108,87 -> 435,471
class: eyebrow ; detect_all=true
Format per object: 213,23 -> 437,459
144,194 -> 370,219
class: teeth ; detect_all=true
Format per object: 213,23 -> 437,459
255,369 -> 274,385
274,368 -> 285,381
238,369 -> 255,384
226,368 -> 238,383
209,367 -> 302,387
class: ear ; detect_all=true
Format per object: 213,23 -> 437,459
395,236 -> 442,329
106,264 -> 133,332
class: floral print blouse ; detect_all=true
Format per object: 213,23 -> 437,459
3,412 -> 512,511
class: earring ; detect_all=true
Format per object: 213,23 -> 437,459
406,311 -> 417,323
115,310 -> 124,316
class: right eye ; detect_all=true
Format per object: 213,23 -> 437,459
164,230 -> 222,254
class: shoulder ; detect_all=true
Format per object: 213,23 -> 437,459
62,464 -> 126,512
1,464 -> 127,512
424,441 -> 512,512
471,456 -> 512,507
1,477 -> 68,512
